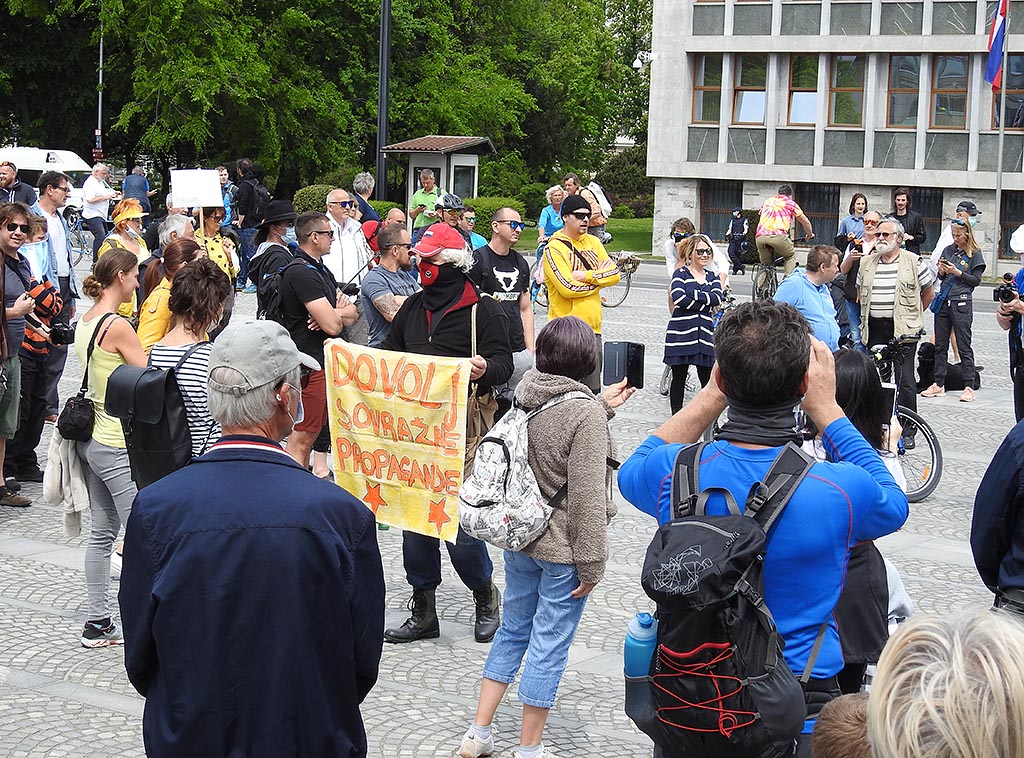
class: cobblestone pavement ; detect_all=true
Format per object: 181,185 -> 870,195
0,261 -> 1008,756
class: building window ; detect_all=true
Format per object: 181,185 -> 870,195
931,54 -> 968,129
693,55 -> 723,123
994,54 -> 1024,128
887,55 -> 920,128
789,55 -> 818,125
733,55 -> 768,124
829,55 -> 865,126
700,180 -> 743,241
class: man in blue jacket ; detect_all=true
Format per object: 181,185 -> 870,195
774,244 -> 842,350
618,300 -> 909,757
972,421 -> 1024,617
119,321 -> 385,758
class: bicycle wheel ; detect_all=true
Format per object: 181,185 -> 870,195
895,406 -> 942,502
601,271 -> 631,308
751,265 -> 771,301
659,365 -> 671,396
70,225 -> 89,266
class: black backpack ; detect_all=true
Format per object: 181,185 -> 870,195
105,344 -> 209,489
629,441 -> 826,758
245,177 -> 271,224
257,256 -> 305,323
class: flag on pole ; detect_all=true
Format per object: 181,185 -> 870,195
987,0 -> 1009,90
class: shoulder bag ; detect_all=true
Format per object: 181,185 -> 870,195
58,313 -> 116,442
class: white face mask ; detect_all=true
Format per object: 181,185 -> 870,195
278,384 -> 304,433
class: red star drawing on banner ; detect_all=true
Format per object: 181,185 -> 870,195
427,497 -> 451,534
363,482 -> 388,515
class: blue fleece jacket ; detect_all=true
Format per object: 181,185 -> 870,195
618,416 -> 909,733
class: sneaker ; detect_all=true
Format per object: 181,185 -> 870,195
960,387 -> 976,403
235,280 -> 245,292
16,465 -> 44,483
513,747 -> 557,758
0,489 -> 31,507
457,728 -> 495,758
81,620 -> 124,648
242,284 -> 257,294
920,384 -> 945,398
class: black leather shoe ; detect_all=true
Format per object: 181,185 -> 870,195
16,465 -> 44,483
384,589 -> 439,643
473,582 -> 501,643
902,435 -> 916,451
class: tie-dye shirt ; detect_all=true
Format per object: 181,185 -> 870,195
757,194 -> 803,237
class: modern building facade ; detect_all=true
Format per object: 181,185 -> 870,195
647,0 -> 1024,270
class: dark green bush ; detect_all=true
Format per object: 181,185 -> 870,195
292,184 -> 334,214
517,182 -> 550,219
369,200 -> 401,219
478,152 -> 529,198
613,204 -> 635,219
466,197 -> 527,230
596,145 -> 654,199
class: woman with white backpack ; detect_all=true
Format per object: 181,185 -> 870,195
456,315 -> 634,758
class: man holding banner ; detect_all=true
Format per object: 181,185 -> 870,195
380,222 -> 513,644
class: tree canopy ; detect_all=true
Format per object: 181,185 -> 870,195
1,0 -> 650,196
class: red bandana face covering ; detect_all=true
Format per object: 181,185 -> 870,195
419,259 -> 440,286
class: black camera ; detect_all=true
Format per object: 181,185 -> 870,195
49,321 -> 76,345
994,273 -> 1017,304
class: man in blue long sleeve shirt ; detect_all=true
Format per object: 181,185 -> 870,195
618,301 -> 908,756
773,245 -> 841,350
972,420 -> 1024,615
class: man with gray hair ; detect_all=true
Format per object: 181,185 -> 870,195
323,188 -> 372,345
380,222 -> 512,645
82,163 -> 120,261
410,168 -> 442,243
858,216 -> 935,445
119,320 -> 385,758
352,171 -> 381,223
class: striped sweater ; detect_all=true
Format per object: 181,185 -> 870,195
664,266 -> 723,365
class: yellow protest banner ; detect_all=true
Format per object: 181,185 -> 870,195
325,339 -> 469,543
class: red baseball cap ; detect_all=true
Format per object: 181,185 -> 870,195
413,224 -> 467,258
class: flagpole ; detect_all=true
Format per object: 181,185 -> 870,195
995,0 -> 1011,274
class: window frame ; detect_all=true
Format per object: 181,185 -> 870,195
929,53 -> 969,130
886,54 -> 920,129
992,53 -> 1024,130
692,54 -> 724,125
732,54 -> 769,126
828,55 -> 866,127
788,54 -> 819,126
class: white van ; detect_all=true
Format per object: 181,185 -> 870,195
0,146 -> 92,208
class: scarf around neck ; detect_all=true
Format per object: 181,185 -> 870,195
716,397 -> 804,447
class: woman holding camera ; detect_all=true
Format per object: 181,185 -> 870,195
664,234 -> 723,415
997,268 -> 1024,421
921,219 -> 985,403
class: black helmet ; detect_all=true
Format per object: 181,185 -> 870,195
437,192 -> 464,211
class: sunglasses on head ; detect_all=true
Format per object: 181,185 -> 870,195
950,218 -> 969,227
673,231 -> 693,242
5,222 -> 29,234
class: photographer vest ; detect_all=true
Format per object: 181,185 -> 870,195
858,250 -> 924,345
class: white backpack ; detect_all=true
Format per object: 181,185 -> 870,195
458,391 -> 593,551
587,181 -> 614,219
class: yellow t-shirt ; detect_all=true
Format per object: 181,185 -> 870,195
73,314 -> 127,448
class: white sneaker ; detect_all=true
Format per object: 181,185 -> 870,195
513,748 -> 558,758
457,728 -> 494,758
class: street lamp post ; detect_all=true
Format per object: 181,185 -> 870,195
375,0 -> 391,200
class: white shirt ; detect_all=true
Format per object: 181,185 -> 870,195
82,176 -> 110,220
323,215 -> 371,294
44,208 -> 69,278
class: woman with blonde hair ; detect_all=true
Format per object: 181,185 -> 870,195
137,238 -> 202,352
867,609 -> 1024,758
97,198 -> 149,317
920,218 -> 985,403
663,234 -> 723,414
74,246 -> 147,648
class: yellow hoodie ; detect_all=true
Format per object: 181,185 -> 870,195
542,230 -> 620,334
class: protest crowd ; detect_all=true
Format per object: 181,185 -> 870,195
4,159 -> 1024,758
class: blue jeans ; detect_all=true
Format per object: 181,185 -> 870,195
845,300 -> 866,352
238,226 -> 258,285
482,552 -> 587,709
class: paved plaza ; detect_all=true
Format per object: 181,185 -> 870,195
0,261 -> 1009,757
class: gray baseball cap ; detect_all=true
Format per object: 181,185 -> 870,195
208,321 -> 320,396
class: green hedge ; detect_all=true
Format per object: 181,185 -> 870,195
465,197 -> 527,230
292,184 -> 333,214
369,200 -> 401,218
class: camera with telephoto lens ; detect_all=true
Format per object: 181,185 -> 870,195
994,273 -> 1018,304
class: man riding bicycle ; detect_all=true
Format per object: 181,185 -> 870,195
755,184 -> 814,276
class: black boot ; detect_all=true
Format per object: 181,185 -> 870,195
473,582 -> 501,643
384,588 -> 439,643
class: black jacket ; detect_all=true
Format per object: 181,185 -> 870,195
892,209 -> 926,254
2,179 -> 38,206
381,282 -> 513,393
972,421 -> 1024,594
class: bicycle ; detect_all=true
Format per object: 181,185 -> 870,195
63,206 -> 90,266
600,251 -> 639,308
870,333 -> 943,503
750,254 -> 785,301
659,291 -> 735,398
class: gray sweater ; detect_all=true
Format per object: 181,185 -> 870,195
516,369 -> 616,584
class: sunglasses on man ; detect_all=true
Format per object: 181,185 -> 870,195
495,220 -> 526,232
570,211 -> 591,221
